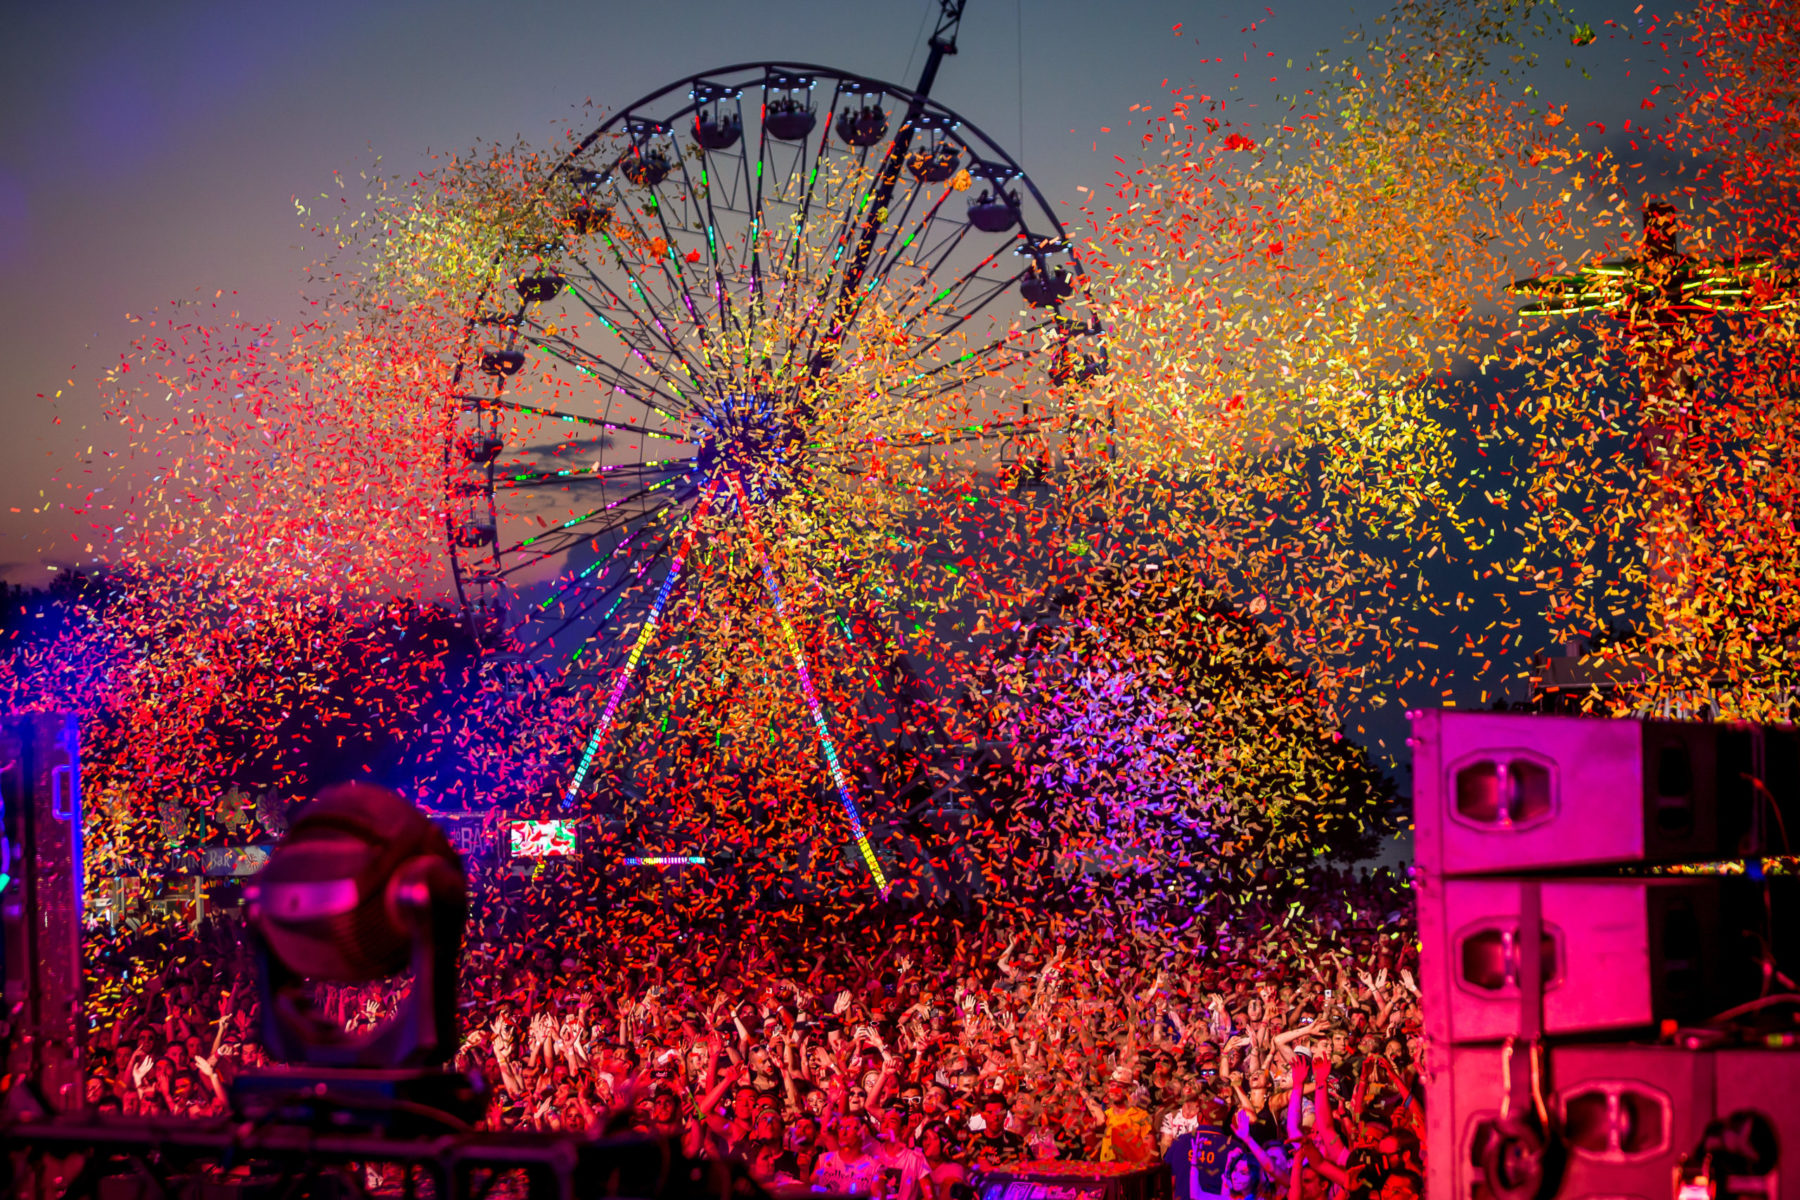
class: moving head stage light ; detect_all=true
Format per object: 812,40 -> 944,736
235,781 -> 481,1132
249,782 -> 465,1063
2,781 -> 769,1200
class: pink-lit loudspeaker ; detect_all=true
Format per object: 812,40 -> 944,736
1429,1043 -> 1720,1200
1411,711 -> 1797,877
1416,876 -> 1797,1046
1419,875 -> 1703,1045
0,713 -> 84,1114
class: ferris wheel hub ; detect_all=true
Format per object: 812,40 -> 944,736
691,392 -> 804,504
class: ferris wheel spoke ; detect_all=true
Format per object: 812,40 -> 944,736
815,415 -> 1049,453
557,271 -> 698,376
523,498 -> 693,626
863,174 -> 956,287
530,528 -> 682,652
760,246 -> 826,378
742,117 -> 777,342
758,108 -> 854,363
892,272 -> 1038,368
667,141 -> 753,358
500,518 -> 680,597
531,550 -> 672,651
830,195 -> 1021,376
790,147 -> 885,362
499,526 -> 638,576
686,94 -> 754,219
599,152 -> 725,331
890,354 -> 1035,413
941,264 -> 1032,321
907,210 -> 988,282
854,336 -> 1040,425
494,457 -> 693,491
496,477 -> 694,563
473,395 -> 694,444
553,279 -> 713,416
561,481 -> 720,807
893,235 -> 1025,335
566,244 -> 716,395
634,173 -> 740,385
721,471 -> 889,891
491,371 -> 686,447
814,109 -> 954,368
816,145 -> 879,275
701,158 -> 815,340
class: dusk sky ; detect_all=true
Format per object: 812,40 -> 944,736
0,0 -> 1656,582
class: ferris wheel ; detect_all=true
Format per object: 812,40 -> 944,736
444,1 -> 1104,890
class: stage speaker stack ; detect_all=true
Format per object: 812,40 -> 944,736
1,712 -> 85,1114
1413,710 -> 1800,1200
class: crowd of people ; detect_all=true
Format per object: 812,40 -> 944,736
83,866 -> 1424,1199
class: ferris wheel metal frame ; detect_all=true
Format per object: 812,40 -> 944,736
441,0 -> 1105,892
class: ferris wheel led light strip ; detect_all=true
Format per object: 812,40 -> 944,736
561,482 -> 718,807
722,471 -> 889,894
524,472 -> 686,549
